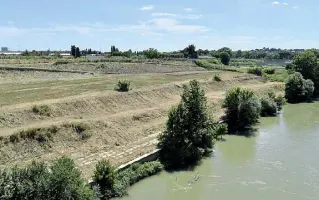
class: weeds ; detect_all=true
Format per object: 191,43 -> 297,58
213,74 -> 222,82
115,80 -> 131,92
247,67 -> 262,76
32,105 -> 52,117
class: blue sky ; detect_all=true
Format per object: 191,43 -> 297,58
0,0 -> 318,51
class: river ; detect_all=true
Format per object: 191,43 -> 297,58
119,102 -> 319,200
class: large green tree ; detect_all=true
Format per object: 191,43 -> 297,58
220,52 -> 230,65
158,80 -> 215,168
183,45 -> 198,59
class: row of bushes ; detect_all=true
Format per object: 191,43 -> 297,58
222,88 -> 285,131
247,67 -> 275,76
0,157 -> 163,200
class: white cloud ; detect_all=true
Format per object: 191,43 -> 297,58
148,18 -> 209,32
282,2 -> 289,6
272,1 -> 280,5
151,13 -> 177,17
184,8 -> 193,12
151,13 -> 203,20
292,5 -> 298,9
139,5 -> 154,11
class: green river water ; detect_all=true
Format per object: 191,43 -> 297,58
119,102 -> 319,200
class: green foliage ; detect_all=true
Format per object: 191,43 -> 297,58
292,50 -> 319,94
262,68 -> 275,75
273,94 -> 286,111
115,80 -> 131,92
213,73 -> 222,82
217,47 -> 233,58
97,161 -> 163,198
158,80 -> 215,169
220,52 -> 230,65
260,97 -> 277,117
222,87 -> 261,131
247,67 -> 262,76
144,48 -> 160,59
213,123 -> 228,140
32,105 -> 52,116
304,79 -> 315,101
183,45 -> 198,59
0,157 -> 94,200
207,58 -> 221,64
285,72 -> 314,103
93,160 -> 116,199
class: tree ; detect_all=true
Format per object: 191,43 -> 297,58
183,44 -> 198,59
75,47 -> 81,58
144,48 -> 160,59
220,52 -> 230,65
71,45 -> 76,57
235,50 -> 243,58
292,50 -> 319,94
93,160 -> 115,199
217,47 -> 232,58
158,80 -> 215,168
293,50 -> 317,80
222,87 -> 261,131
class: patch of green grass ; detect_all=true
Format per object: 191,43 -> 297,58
263,69 -> 289,82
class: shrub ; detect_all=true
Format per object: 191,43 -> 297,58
274,94 -> 286,111
213,123 -> 228,140
115,80 -> 131,92
93,160 -> 116,199
70,122 -> 91,140
207,58 -> 220,64
213,74 -> 222,82
220,52 -> 230,65
304,79 -> 315,101
247,67 -> 262,76
32,105 -> 52,116
285,72 -> 314,103
260,97 -> 277,117
262,68 -> 275,75
222,87 -> 261,131
100,161 -> 163,198
0,157 -> 94,199
158,80 -> 215,169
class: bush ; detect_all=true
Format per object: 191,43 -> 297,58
220,52 -> 230,65
213,123 -> 228,140
32,105 -> 52,116
222,87 -> 261,131
262,68 -> 275,75
158,80 -> 215,169
247,67 -> 262,76
100,161 -> 163,198
304,79 -> 315,101
274,94 -> 286,111
213,74 -> 222,81
285,72 -> 314,103
260,97 -> 277,117
115,80 -> 131,92
93,160 -> 116,199
0,157 -> 95,200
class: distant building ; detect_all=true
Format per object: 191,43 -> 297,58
1,47 -> 9,52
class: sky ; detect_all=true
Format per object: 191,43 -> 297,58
0,0 -> 318,51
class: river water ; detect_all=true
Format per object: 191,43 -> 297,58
120,102 -> 319,200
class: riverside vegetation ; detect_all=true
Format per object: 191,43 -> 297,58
1,47 -> 318,199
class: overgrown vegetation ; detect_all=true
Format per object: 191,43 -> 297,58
220,52 -> 230,65
0,157 -> 95,199
158,80 -> 215,169
260,97 -> 277,117
93,161 -> 163,199
194,60 -> 240,72
247,67 -> 262,76
213,123 -> 228,141
262,68 -> 275,75
115,80 -> 131,92
222,87 -> 261,132
285,72 -> 314,103
32,105 -> 52,116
